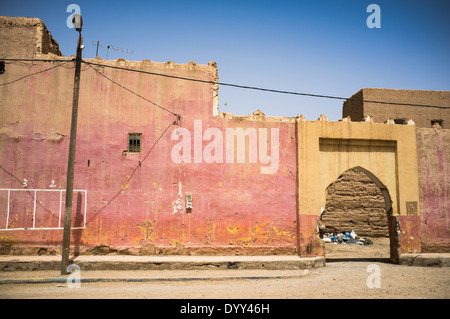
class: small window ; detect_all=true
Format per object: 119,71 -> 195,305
0,61 -> 5,74
431,120 -> 443,128
128,133 -> 142,153
394,118 -> 407,125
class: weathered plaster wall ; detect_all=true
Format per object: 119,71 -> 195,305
416,128 -> 450,252
1,17 -> 446,259
0,57 -> 298,255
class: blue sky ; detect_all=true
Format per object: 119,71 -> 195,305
3,0 -> 450,120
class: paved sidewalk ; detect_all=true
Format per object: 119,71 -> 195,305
0,268 -> 313,285
0,253 -> 448,285
0,255 -> 325,272
0,255 -> 322,285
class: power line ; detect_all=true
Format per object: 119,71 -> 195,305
82,60 -> 449,110
85,119 -> 177,226
1,58 -> 448,109
0,60 -> 72,87
0,58 -> 74,62
86,62 -> 180,118
0,58 -> 180,119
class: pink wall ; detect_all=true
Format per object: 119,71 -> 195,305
0,60 -> 297,254
416,128 -> 450,251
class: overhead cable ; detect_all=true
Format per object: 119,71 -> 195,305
82,60 -> 448,110
86,62 -> 180,118
1,58 -> 447,109
0,60 -> 72,87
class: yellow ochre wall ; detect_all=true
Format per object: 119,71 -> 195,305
296,115 -> 421,261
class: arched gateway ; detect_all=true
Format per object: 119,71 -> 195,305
296,116 -> 421,263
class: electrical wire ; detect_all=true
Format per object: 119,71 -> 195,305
82,60 -> 449,110
0,58 -> 72,62
0,60 -> 73,87
1,58 -> 447,109
85,119 -> 177,225
86,62 -> 180,118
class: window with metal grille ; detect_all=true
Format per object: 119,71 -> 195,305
128,133 -> 142,153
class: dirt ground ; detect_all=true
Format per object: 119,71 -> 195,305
324,236 -> 391,259
0,238 -> 448,299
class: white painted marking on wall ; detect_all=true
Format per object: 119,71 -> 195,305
5,189 -> 10,229
0,188 -> 87,231
33,190 -> 37,229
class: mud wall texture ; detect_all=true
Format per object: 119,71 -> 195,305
0,16 -> 61,59
416,128 -> 450,252
319,168 -> 389,237
343,88 -> 450,129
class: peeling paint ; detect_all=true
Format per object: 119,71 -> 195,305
171,181 -> 184,214
136,219 -> 154,242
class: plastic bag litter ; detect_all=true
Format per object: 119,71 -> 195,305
322,231 -> 374,245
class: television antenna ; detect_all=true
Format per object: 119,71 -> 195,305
92,41 -> 134,59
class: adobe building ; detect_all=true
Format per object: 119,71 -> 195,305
343,88 -> 450,128
342,88 -> 450,253
0,17 -> 448,262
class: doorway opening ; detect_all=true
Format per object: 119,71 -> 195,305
319,166 -> 399,263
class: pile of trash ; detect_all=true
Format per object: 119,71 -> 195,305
322,230 -> 373,245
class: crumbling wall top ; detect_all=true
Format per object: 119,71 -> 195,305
0,16 -> 62,58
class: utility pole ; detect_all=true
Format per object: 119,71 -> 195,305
61,14 -> 83,275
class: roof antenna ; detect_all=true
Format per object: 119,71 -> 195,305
92,41 -> 134,59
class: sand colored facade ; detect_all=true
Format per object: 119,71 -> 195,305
295,115 -> 421,261
0,17 -> 447,260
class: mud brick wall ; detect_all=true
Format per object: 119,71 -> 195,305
319,168 -> 389,237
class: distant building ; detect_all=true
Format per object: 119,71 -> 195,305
343,88 -> 450,128
343,88 -> 450,253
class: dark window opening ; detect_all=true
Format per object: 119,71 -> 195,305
0,61 -> 5,74
394,118 -> 407,125
431,120 -> 443,128
128,133 -> 142,153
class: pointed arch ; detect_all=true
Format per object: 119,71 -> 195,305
321,166 -> 399,262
